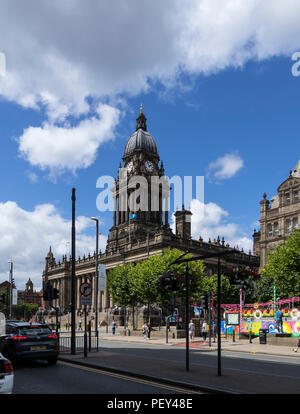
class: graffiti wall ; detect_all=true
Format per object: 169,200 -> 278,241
221,320 -> 300,337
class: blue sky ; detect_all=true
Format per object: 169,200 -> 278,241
0,1 -> 300,289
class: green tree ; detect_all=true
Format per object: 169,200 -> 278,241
107,264 -> 135,307
259,229 -> 300,299
13,302 -> 38,320
107,248 -> 206,322
201,274 -> 239,304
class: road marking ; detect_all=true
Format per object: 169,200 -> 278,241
58,361 -> 203,394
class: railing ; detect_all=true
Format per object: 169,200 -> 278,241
59,333 -> 99,353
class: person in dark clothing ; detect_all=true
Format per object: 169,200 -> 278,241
147,323 -> 152,339
293,338 -> 300,352
276,308 -> 283,333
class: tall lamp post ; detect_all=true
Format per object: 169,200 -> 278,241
91,217 -> 99,349
8,261 -> 13,320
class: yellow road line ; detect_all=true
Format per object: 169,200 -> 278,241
58,360 -> 203,394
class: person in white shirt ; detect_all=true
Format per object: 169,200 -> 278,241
202,321 -> 208,343
189,320 -> 195,341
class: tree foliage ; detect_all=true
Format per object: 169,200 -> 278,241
259,229 -> 300,300
107,248 -> 205,308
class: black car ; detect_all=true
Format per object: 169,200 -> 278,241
0,321 -> 59,365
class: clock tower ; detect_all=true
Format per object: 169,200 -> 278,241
106,106 -> 170,253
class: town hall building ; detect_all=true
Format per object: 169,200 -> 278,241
41,108 -> 260,326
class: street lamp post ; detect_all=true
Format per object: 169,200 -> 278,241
71,188 -> 76,355
91,217 -> 99,350
8,261 -> 13,320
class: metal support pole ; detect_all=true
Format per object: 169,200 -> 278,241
84,305 -> 87,358
208,292 -> 212,347
95,219 -> 99,350
88,320 -> 91,352
186,263 -> 190,372
217,257 -> 221,376
106,308 -> 108,333
71,188 -> 76,355
9,261 -> 13,320
166,316 -> 169,344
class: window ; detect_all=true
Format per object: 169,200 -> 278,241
285,193 -> 290,204
267,223 -> 272,237
294,191 -> 299,202
286,219 -> 292,234
293,217 -> 298,229
17,326 -> 52,336
274,222 -> 279,237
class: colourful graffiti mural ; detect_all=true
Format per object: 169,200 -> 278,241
221,320 -> 300,337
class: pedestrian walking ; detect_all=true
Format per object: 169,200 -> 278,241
112,320 -> 116,335
78,319 -> 82,331
276,308 -> 283,333
142,322 -> 149,340
188,320 -> 195,342
147,323 -> 153,339
213,321 -> 217,342
293,338 -> 300,352
202,320 -> 208,343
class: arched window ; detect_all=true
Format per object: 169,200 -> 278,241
267,223 -> 272,237
285,193 -> 290,204
286,219 -> 292,234
293,217 -> 298,229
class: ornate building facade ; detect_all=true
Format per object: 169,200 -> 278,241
253,160 -> 300,266
18,278 -> 43,306
42,109 -> 259,325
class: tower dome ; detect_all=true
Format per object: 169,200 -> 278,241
123,106 -> 159,159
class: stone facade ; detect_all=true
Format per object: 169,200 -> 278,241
18,278 -> 43,306
253,160 -> 300,266
42,109 -> 260,327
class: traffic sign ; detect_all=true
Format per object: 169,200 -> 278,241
80,282 -> 92,305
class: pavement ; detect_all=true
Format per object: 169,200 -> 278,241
58,332 -> 300,394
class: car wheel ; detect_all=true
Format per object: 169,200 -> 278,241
47,356 -> 58,365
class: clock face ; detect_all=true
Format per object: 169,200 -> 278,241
145,160 -> 154,172
127,161 -> 133,173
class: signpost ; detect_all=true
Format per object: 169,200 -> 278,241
80,281 -> 92,357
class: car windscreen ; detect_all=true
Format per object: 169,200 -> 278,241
16,326 -> 52,336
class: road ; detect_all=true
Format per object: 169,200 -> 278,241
101,340 -> 300,380
12,359 -> 202,394
12,339 -> 300,394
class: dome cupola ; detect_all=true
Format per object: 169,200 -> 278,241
123,106 -> 159,159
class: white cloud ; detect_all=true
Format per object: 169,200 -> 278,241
0,201 -> 107,290
207,153 -> 244,181
18,104 -> 120,174
1,0 -> 300,119
171,199 -> 253,252
0,1 -> 299,173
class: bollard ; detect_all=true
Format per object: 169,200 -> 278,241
249,330 -> 252,343
233,329 -> 235,342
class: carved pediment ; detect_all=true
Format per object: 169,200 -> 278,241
278,176 -> 300,193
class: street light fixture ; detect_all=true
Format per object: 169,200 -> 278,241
91,217 -> 99,350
